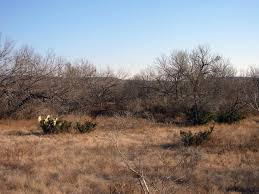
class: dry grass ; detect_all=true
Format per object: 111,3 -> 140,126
0,115 -> 258,193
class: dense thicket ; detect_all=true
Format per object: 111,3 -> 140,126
1,37 -> 258,124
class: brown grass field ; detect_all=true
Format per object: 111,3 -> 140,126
0,115 -> 258,194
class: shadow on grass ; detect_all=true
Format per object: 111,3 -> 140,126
160,142 -> 182,150
226,186 -> 259,193
6,130 -> 43,136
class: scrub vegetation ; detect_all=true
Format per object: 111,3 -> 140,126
0,35 -> 259,193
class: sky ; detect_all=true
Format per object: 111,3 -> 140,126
0,0 -> 259,74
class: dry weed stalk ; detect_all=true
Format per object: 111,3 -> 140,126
108,119 -> 200,194
110,133 -> 150,194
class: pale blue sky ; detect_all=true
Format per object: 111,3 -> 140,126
1,0 -> 258,73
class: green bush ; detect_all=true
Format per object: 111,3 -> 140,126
180,126 -> 214,146
185,105 -> 215,125
216,111 -> 245,124
38,115 -> 72,134
75,121 -> 97,133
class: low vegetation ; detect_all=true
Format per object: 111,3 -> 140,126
0,34 -> 259,193
0,115 -> 258,193
75,121 -> 97,133
38,115 -> 96,134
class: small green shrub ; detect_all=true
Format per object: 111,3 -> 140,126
180,125 -> 214,146
75,121 -> 97,133
38,115 -> 72,134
